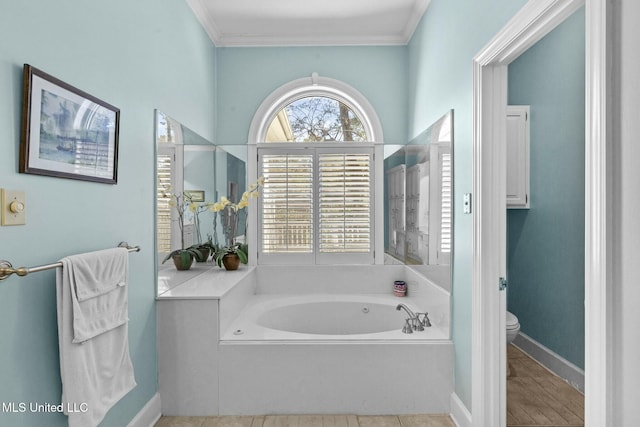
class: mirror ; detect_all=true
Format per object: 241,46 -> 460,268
155,110 -> 249,293
156,110 -> 216,256
384,110 -> 453,290
214,145 -> 247,246
384,144 -> 407,263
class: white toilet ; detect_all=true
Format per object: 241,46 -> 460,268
506,311 -> 520,344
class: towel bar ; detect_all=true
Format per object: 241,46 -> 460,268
0,242 -> 140,281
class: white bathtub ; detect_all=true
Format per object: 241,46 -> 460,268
217,265 -> 453,415
221,293 -> 448,341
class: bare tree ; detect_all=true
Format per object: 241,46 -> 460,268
285,97 -> 365,142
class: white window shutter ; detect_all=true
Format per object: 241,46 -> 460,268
258,146 -> 374,265
156,153 -> 173,254
260,153 -> 314,258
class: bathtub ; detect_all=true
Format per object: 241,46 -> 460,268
216,265 -> 453,415
221,293 -> 448,341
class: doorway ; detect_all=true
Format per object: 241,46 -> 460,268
471,1 -> 609,427
505,7 -> 585,426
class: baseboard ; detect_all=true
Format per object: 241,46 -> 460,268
127,392 -> 162,427
450,392 -> 472,427
513,332 -> 584,393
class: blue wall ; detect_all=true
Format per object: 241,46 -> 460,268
407,0 -> 527,408
0,1 -> 217,426
216,46 -> 408,145
507,8 -> 585,369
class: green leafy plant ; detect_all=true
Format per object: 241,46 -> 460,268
159,188 -> 201,264
209,177 -> 264,268
212,242 -> 248,267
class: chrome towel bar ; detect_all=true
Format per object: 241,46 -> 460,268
0,242 -> 140,281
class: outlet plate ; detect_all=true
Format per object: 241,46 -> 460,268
1,189 -> 26,226
463,193 -> 472,214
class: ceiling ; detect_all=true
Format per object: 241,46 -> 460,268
186,0 -> 431,47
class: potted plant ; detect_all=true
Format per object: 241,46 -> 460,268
210,177 -> 264,270
160,188 -> 201,270
188,202 -> 212,262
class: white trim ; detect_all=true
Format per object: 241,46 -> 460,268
450,392 -> 472,427
126,393 -> 162,427
472,1 -> 609,427
248,73 -> 384,144
185,0 -> 431,47
513,333 -> 585,393
584,1 -> 611,426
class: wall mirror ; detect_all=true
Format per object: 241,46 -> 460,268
384,144 -> 407,263
155,110 -> 248,293
383,110 -> 453,290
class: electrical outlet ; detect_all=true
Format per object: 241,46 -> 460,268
1,189 -> 26,226
463,193 -> 472,214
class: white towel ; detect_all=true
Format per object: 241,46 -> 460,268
56,247 -> 136,427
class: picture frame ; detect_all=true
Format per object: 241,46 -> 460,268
184,190 -> 205,202
19,64 -> 120,184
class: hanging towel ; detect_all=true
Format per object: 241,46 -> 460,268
56,247 -> 136,427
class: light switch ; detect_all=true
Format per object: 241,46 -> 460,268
1,189 -> 26,226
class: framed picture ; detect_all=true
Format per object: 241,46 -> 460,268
184,190 -> 205,202
19,64 -> 120,184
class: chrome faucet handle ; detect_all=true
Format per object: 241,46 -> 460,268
417,312 -> 431,327
412,316 -> 424,331
401,318 -> 414,334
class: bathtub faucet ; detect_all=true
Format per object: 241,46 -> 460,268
396,303 -> 416,319
396,303 -> 424,333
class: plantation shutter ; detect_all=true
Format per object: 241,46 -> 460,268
258,146 -> 373,265
437,147 -> 452,264
260,152 -> 315,264
156,153 -> 173,254
317,150 -> 372,262
440,151 -> 452,254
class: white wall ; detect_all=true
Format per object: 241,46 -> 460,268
612,0 -> 640,424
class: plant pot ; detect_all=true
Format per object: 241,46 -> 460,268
195,247 -> 211,262
222,253 -> 240,271
172,252 -> 194,270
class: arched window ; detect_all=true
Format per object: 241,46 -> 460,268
248,73 -> 383,144
249,74 -> 383,265
266,96 -> 366,142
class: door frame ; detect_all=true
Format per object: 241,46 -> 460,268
471,0 -> 610,426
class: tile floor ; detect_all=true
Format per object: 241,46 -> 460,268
154,414 -> 455,427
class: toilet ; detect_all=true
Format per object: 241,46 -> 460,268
506,311 -> 520,344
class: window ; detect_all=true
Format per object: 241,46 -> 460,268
258,147 -> 373,265
261,152 -> 314,254
249,74 -> 384,265
156,144 -> 183,255
156,153 -> 173,254
437,148 -> 452,264
266,97 -> 366,142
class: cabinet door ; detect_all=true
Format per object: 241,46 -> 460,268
506,105 -> 530,208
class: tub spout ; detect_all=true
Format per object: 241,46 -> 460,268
396,303 -> 416,319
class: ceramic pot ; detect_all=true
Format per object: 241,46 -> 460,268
195,246 -> 211,262
172,252 -> 194,270
222,253 -> 240,271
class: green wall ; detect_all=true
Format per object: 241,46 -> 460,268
407,0 -> 527,408
216,46 -> 408,145
0,1 -> 217,426
507,8 -> 585,369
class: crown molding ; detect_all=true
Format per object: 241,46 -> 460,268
186,0 -> 429,47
